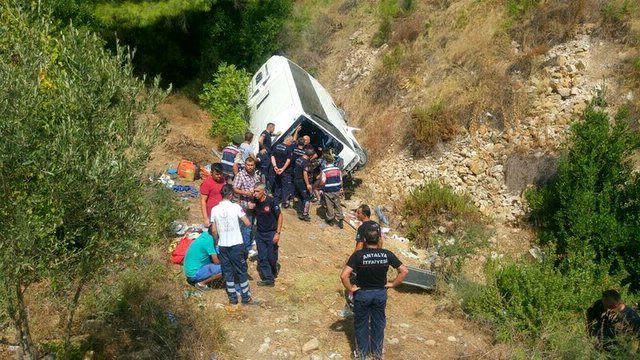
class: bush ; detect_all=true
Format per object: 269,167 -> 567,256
199,63 -> 251,142
505,0 -> 542,19
371,0 -> 415,47
412,101 -> 459,150
403,181 -> 488,275
145,184 -> 188,238
527,105 -> 640,289
460,256 -> 631,357
460,105 -> 640,357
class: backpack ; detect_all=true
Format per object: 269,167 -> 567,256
170,236 -> 194,265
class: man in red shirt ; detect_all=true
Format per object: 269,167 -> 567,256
200,163 -> 225,226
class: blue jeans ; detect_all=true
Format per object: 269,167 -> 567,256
218,244 -> 251,304
256,230 -> 279,282
187,263 -> 222,284
241,215 -> 254,254
353,289 -> 387,359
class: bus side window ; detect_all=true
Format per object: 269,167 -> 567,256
255,72 -> 263,85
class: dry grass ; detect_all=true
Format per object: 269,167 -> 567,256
508,0 -> 588,50
390,13 -> 424,45
411,102 -> 459,152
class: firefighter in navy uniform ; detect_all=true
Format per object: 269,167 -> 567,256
291,137 -> 306,169
293,148 -> 315,221
270,136 -> 294,206
220,135 -> 242,183
250,183 -> 283,287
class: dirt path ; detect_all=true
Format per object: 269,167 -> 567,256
171,203 -> 491,359
155,94 -> 492,359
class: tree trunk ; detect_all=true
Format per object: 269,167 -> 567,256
64,277 -> 87,350
13,284 -> 37,360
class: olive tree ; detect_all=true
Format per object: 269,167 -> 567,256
0,3 -> 167,358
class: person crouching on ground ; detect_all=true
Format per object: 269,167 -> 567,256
340,229 -> 408,360
320,153 -> 344,228
183,230 -> 222,291
210,184 -> 259,306
250,183 -> 283,287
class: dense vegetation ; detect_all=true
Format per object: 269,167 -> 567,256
0,2 -> 169,358
45,0 -> 293,87
460,106 -> 640,358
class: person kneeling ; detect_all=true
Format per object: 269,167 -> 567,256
183,230 -> 222,291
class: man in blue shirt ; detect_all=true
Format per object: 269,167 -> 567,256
183,231 -> 222,291
250,183 -> 284,287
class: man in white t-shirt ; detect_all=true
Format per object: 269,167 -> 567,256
210,184 -> 259,305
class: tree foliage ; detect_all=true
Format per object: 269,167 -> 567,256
199,63 -> 250,142
45,0 -> 293,86
0,2 -> 166,356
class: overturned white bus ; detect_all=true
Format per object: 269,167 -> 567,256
247,56 -> 367,173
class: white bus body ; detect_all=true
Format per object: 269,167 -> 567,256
247,56 -> 367,172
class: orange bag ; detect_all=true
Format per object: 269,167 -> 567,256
177,160 -> 196,181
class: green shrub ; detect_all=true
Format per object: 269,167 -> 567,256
371,0 -> 415,47
461,257 -> 622,346
371,18 -> 392,47
412,101 -> 459,150
382,46 -> 405,70
506,0 -> 541,19
403,181 -> 488,276
145,184 -> 188,238
527,105 -> 640,289
46,0 -> 292,86
633,57 -> 640,73
601,0 -> 633,25
459,105 -> 640,357
199,63 -> 251,142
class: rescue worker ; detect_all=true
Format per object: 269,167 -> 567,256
259,122 -> 276,153
354,204 -> 383,251
294,148 -> 315,221
221,134 -> 243,182
320,153 -> 344,228
291,138 -> 306,173
250,183 -> 283,287
270,136 -> 294,207
340,229 -> 408,360
210,185 -> 259,305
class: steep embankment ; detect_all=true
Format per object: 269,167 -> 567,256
285,0 -> 638,260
